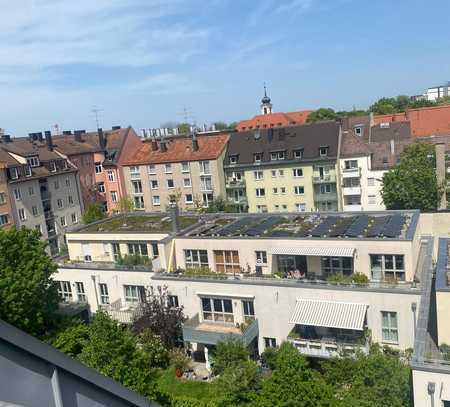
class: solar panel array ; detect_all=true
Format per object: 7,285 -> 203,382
345,215 -> 369,237
245,216 -> 283,237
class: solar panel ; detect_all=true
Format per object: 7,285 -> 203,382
245,216 -> 282,236
270,229 -> 292,237
310,216 -> 339,237
328,217 -> 357,237
345,215 -> 369,237
366,216 -> 390,237
381,214 -> 405,238
216,217 -> 254,236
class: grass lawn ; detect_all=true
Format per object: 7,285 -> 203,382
157,368 -> 220,402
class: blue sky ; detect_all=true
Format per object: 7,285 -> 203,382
1,0 -> 449,135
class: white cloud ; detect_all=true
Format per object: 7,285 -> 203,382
128,73 -> 205,95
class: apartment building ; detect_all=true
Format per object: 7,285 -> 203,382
52,126 -> 141,213
225,121 -> 342,213
0,152 -> 14,229
0,132 -> 83,254
120,134 -> 229,212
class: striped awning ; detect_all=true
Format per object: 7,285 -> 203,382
290,299 -> 368,331
269,246 -> 355,257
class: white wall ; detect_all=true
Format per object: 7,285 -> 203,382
413,368 -> 450,407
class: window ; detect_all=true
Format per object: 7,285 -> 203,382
293,168 -> 303,177
28,186 -> 34,196
280,187 -> 286,194
214,250 -> 240,273
35,224 -> 42,234
57,281 -> 73,302
0,214 -> 8,225
18,208 -> 26,221
0,192 -> 5,204
271,170 -> 277,177
343,177 -> 360,188
321,257 -> 353,276
181,162 -> 190,172
270,151 -> 285,160
185,249 -> 209,268
243,300 -> 255,323
169,295 -> 179,308
185,194 -> 193,204
296,203 -> 306,212
68,195 -> 74,205
71,213 -> 78,223
107,170 -> 115,182
294,149 -> 304,159
14,188 -> 21,200
124,285 -> 145,303
31,206 -> 38,216
134,196 -> 145,209
65,178 -> 70,187
254,153 -> 262,163
132,180 -> 143,194
200,161 -> 210,175
152,195 -> 160,206
354,126 -> 363,136
129,166 -> 140,179
256,205 -> 268,213
256,188 -> 265,197
282,204 -> 287,211
95,162 -> 103,173
49,161 -> 57,172
98,182 -> 105,193
256,251 -> 267,264
201,297 -> 234,323
264,337 -> 277,348
128,243 -> 148,257
183,178 -> 191,187
381,311 -> 398,343
370,254 -> 405,281
99,283 -> 109,304
24,166 -> 32,177
344,160 -> 358,170
200,176 -> 212,191
167,179 -> 175,188
111,191 -> 118,202
319,146 -> 329,157
76,282 -> 86,302
148,164 -> 156,175
320,184 -> 332,194
367,178 -> 375,186
254,170 -> 263,180
10,167 -> 18,179
229,155 -> 238,165
149,180 -> 158,190
368,195 -> 376,205
57,198 -> 63,209
151,242 -> 159,257
278,169 -> 284,176
27,157 -> 40,167
111,243 -> 121,261
294,186 -> 304,195
273,187 -> 278,194
165,164 -> 172,173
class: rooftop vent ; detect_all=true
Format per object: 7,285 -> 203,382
112,126 -> 121,130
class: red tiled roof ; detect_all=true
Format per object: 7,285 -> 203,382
236,110 -> 313,131
374,105 -> 450,137
121,134 -> 230,165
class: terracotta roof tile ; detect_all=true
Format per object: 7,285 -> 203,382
236,110 -> 313,131
121,134 -> 230,165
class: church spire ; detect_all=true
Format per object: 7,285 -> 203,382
261,82 -> 272,115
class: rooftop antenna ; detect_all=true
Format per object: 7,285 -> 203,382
91,105 -> 103,129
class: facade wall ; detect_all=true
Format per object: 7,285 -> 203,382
412,369 -> 450,407
0,168 -> 13,229
68,153 -> 96,208
437,291 -> 450,345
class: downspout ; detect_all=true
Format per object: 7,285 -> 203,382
335,121 -> 343,211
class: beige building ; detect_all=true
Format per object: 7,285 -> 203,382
120,134 -> 229,211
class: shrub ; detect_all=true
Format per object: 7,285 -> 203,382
116,254 -> 150,266
261,347 -> 278,370
212,336 -> 249,375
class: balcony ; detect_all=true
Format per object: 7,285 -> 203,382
313,174 -> 336,183
342,167 -> 361,178
101,299 -> 144,324
182,313 -> 258,346
226,179 -> 246,189
314,193 -> 338,202
343,204 -> 362,211
342,186 -> 361,196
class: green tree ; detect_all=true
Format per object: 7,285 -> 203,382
212,122 -> 229,131
82,203 -> 106,224
306,108 -> 338,123
321,345 -> 412,407
118,195 -> 134,213
178,123 -> 191,134
381,142 -> 443,210
211,336 -> 249,375
369,97 -> 397,115
254,342 -> 337,407
0,227 -> 59,337
46,318 -> 90,357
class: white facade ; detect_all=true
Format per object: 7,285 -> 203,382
426,83 -> 450,101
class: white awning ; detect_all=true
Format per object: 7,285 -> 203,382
269,246 -> 355,257
290,299 -> 368,331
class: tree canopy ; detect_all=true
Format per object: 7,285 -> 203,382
0,227 -> 59,336
82,203 -> 106,224
381,141 -> 443,210
306,108 -> 338,123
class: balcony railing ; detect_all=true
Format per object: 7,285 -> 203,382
313,174 -> 336,183
58,260 -> 153,272
314,193 -> 338,202
342,167 -> 361,178
342,186 -> 361,196
182,313 -> 258,346
101,299 -> 144,324
226,179 -> 246,189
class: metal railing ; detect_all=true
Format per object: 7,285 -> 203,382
101,299 -> 144,324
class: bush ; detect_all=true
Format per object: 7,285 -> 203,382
169,349 -> 191,370
116,254 -> 150,266
184,267 -> 217,277
326,272 -> 369,285
261,347 -> 278,370
212,337 -> 249,375
351,272 -> 369,284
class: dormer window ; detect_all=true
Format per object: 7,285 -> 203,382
319,146 -> 329,157
270,151 -> 286,161
294,149 -> 304,159
354,126 -> 363,137
27,157 -> 40,167
49,161 -> 57,172
9,167 -> 18,180
229,155 -> 238,165
24,166 -> 32,177
254,153 -> 262,163
380,122 -> 390,129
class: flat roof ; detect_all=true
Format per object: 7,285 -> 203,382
71,213 -> 199,234
436,237 -> 450,291
182,210 -> 419,241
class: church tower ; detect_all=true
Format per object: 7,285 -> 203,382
260,83 -> 272,115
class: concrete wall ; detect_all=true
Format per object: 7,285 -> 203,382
436,291 -> 450,345
412,368 -> 450,407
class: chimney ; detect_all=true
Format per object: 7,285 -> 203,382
390,139 -> 395,156
45,130 -> 53,151
112,125 -> 121,131
192,132 -> 199,151
1,134 -> 11,143
151,136 -> 158,151
435,143 -> 447,210
74,130 -> 83,142
160,140 -> 167,152
98,128 -> 106,149
168,204 -> 180,233
63,130 -> 72,136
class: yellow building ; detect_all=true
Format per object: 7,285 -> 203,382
224,122 -> 341,213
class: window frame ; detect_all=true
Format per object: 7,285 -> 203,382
185,249 -> 209,268
201,297 -> 234,324
381,311 -> 398,344
99,283 -> 110,304
57,281 -> 73,302
214,250 -> 240,273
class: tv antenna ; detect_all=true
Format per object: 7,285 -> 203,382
91,105 -> 103,129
